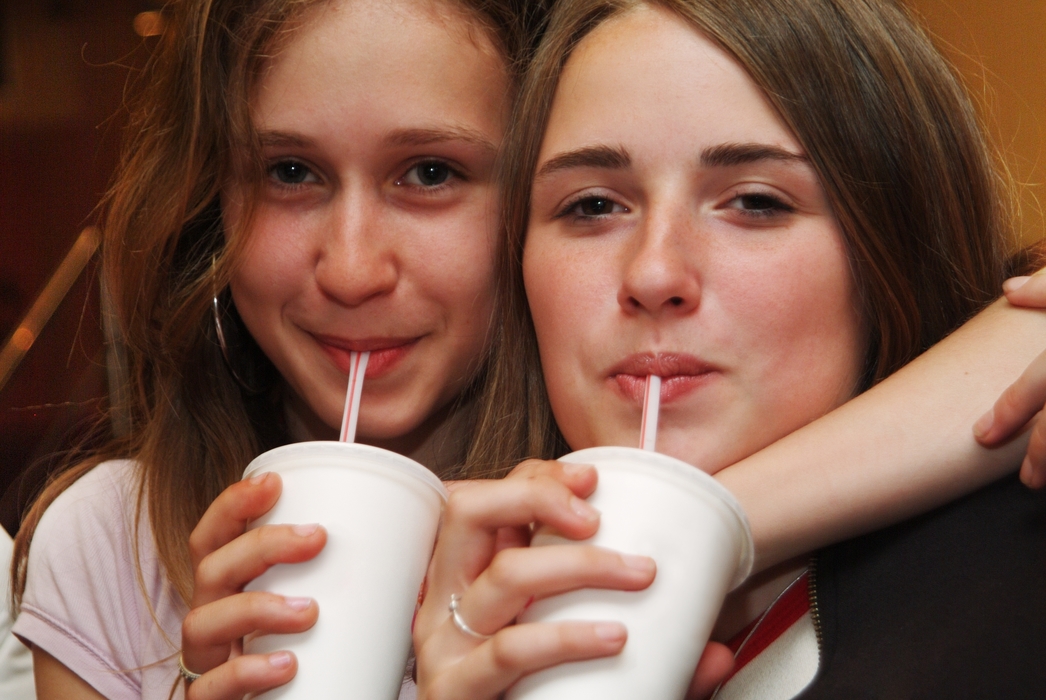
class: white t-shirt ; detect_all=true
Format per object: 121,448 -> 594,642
1,527 -> 35,698
12,459 -> 418,699
13,460 -> 187,699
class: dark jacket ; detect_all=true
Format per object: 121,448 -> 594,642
799,474 -> 1046,699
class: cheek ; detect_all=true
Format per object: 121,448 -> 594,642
523,238 -> 579,377
227,203 -> 317,339
414,211 -> 498,325
523,235 -> 614,437
733,238 -> 864,416
525,234 -> 615,333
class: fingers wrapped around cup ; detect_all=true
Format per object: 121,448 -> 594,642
181,474 -> 325,699
413,461 -> 655,700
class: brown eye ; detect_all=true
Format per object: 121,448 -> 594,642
739,194 -> 778,212
727,192 -> 794,218
555,193 -> 627,221
579,197 -> 615,216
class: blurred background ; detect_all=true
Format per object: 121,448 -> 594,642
0,0 -> 1044,536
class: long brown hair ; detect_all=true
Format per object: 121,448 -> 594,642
466,0 -> 1032,476
13,0 -> 546,608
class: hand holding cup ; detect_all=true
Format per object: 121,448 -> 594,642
413,460 -> 657,700
181,473 -> 325,700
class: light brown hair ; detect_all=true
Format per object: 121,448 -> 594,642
465,0 -> 1036,476
14,0 -> 546,608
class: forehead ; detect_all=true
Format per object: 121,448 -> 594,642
543,5 -> 800,159
252,0 -> 508,132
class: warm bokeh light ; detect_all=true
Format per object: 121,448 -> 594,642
11,328 -> 35,353
133,11 -> 165,38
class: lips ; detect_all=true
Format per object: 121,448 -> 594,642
314,334 -> 420,379
608,353 -> 718,404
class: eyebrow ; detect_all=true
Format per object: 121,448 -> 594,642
700,143 -> 808,167
534,142 -> 809,181
535,145 -> 631,180
258,131 -> 314,148
384,126 -> 498,154
257,126 -> 499,154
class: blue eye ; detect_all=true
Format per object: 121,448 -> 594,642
269,160 -> 315,185
400,161 -> 454,188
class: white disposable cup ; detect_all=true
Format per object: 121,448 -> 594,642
507,446 -> 753,700
240,441 -> 447,700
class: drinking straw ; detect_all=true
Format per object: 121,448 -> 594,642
639,375 -> 661,451
339,351 -> 370,442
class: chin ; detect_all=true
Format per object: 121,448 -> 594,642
651,433 -> 733,475
359,403 -> 438,441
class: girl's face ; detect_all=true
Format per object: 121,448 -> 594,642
524,5 -> 865,474
226,0 -> 508,450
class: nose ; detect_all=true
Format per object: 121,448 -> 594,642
618,204 -> 701,317
313,190 -> 399,306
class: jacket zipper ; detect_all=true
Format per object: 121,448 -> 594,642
807,553 -> 824,663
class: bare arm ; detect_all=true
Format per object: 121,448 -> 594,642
32,647 -> 106,700
717,295 -> 1046,573
973,274 -> 1046,487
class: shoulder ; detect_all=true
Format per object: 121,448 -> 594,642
38,458 -> 139,529
18,459 -> 143,615
14,459 -> 185,699
22,459 -> 142,591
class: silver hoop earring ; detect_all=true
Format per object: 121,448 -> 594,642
209,254 -> 269,393
211,285 -> 271,395
212,292 -> 236,375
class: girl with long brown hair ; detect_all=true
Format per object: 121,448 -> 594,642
10,0 -> 547,697
412,0 -> 1046,697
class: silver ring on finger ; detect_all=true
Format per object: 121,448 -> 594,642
449,593 -> 494,640
178,653 -> 203,683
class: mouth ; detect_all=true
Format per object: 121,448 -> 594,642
608,353 -> 718,405
313,335 -> 421,379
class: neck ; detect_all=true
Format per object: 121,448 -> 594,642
365,398 -> 473,476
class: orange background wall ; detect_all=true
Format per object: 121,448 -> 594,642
909,0 -> 1046,245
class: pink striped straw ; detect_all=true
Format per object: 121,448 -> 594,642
339,351 -> 370,442
639,375 -> 661,451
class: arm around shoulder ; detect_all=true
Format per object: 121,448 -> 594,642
717,295 -> 1046,572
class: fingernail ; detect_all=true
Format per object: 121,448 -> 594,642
1020,457 -> 1044,489
621,554 -> 655,573
563,463 -> 593,476
570,496 -> 599,522
268,651 -> 293,669
292,523 -> 320,536
249,472 -> 269,485
972,408 -> 993,439
1020,457 -> 1031,485
593,622 -> 627,643
1003,276 -> 1031,293
284,596 -> 313,611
